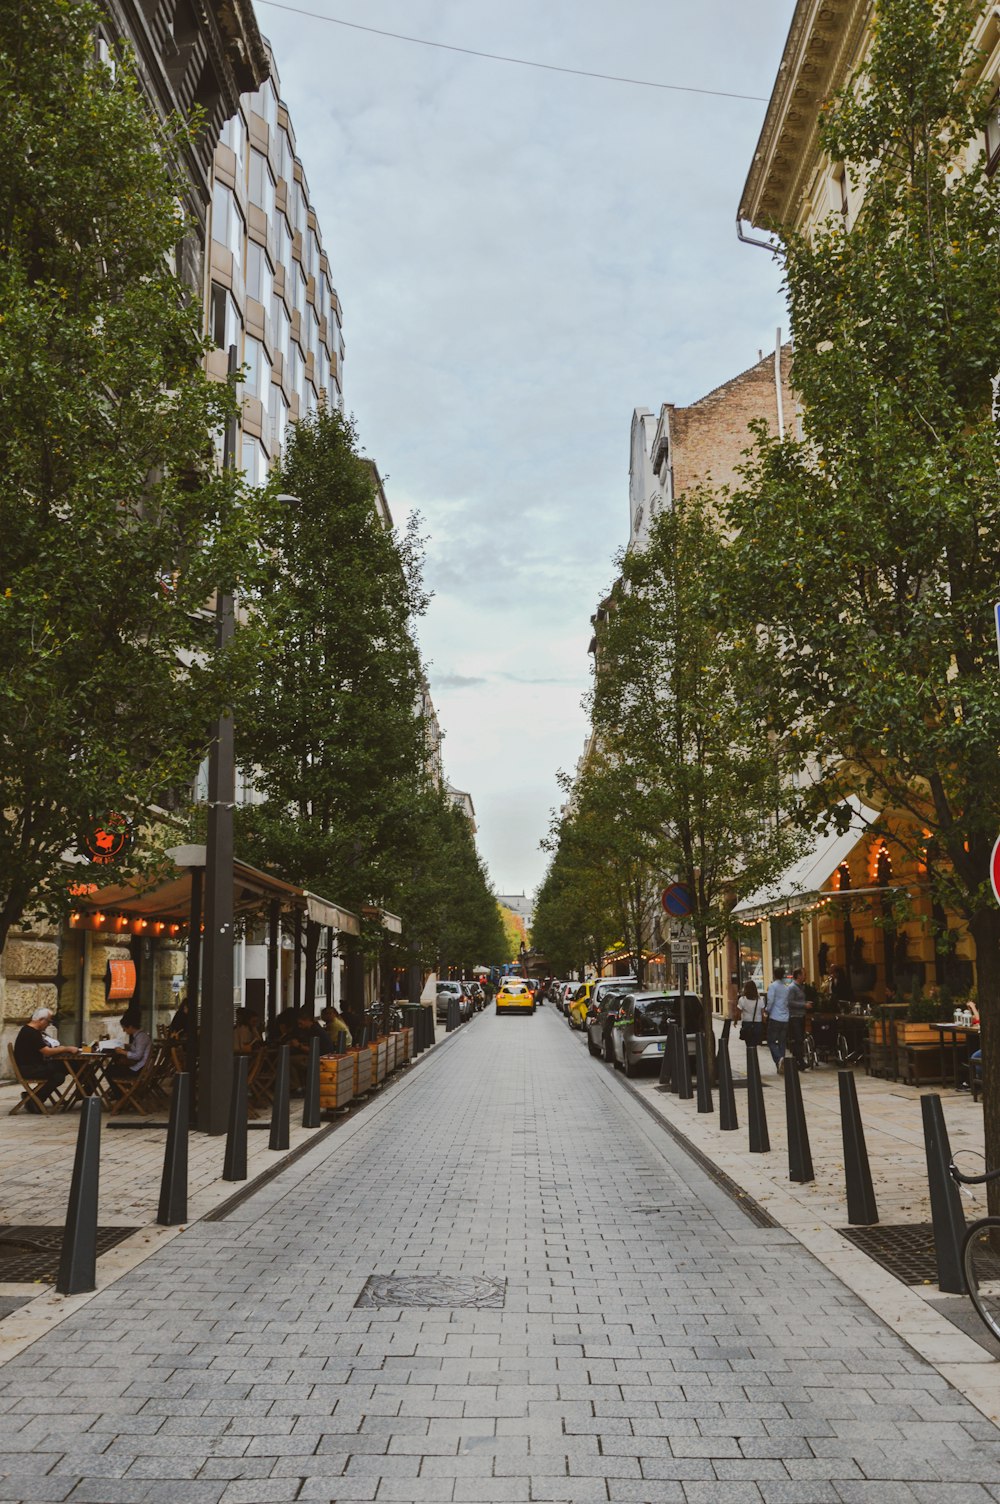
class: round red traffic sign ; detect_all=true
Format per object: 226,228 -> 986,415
661,882 -> 692,918
991,834 -> 1000,907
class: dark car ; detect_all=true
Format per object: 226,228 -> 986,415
585,978 -> 640,1061
610,991 -> 703,1077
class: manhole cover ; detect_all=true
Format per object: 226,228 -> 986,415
355,1274 -> 506,1309
0,1225 -> 139,1284
838,1222 -> 944,1285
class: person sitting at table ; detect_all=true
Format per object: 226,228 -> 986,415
267,1008 -> 299,1047
167,995 -> 190,1038
107,1009 -> 152,1092
320,1005 -> 352,1049
233,1007 -> 263,1054
292,1011 -> 337,1057
14,1007 -> 74,1112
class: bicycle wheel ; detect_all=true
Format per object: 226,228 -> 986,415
962,1218 -> 1000,1341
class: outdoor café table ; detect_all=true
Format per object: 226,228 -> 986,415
59,1049 -> 116,1110
931,1022 -> 980,1092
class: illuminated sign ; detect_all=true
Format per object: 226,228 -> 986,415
80,813 -> 134,867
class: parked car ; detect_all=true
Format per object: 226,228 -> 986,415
609,991 -> 703,1077
436,981 -> 464,1021
585,978 -> 640,1060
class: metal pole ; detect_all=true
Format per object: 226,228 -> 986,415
784,1060 -> 814,1182
186,867 -> 202,1077
717,1034 -> 738,1131
838,1070 -> 878,1225
266,899 -> 279,1028
302,1036 -> 321,1128
746,1044 -> 770,1153
222,1056 -> 249,1182
269,1044 -> 290,1151
921,1093 -> 966,1293
197,343 -> 238,1137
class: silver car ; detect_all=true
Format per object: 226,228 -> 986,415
610,991 -> 703,1077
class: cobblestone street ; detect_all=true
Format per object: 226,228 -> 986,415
2,1007 -> 1000,1504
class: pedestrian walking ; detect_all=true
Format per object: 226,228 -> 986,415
785,966 -> 812,1070
764,966 -> 790,1073
734,980 -> 764,1046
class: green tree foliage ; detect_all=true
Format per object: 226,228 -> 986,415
724,0 -> 1000,1184
0,1 -> 252,952
234,408 -> 429,950
591,490 -> 794,1009
533,798 -> 619,979
392,788 -> 509,970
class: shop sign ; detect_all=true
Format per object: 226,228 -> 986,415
105,958 -> 137,1001
79,813 -> 133,866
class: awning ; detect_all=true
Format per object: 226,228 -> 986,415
731,797 -> 879,921
74,844 -> 359,933
361,905 -> 403,935
305,892 -> 360,937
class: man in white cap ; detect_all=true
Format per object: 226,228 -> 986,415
13,1008 -> 74,1112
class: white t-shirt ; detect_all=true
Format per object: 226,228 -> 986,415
736,994 -> 763,1023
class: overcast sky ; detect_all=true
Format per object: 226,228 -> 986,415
254,0 -> 793,901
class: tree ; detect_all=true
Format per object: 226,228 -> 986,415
591,490 -> 794,1022
233,407 -> 430,950
533,811 -> 618,979
725,0 -> 1000,1188
0,2 -> 252,954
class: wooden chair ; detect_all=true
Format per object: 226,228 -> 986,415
248,1046 -> 278,1109
108,1043 -> 173,1116
7,1042 -> 71,1114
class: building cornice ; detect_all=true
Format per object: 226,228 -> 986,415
739,0 -> 872,232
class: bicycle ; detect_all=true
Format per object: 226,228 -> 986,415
948,1157 -> 1000,1343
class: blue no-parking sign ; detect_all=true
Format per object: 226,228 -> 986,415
661,883 -> 692,918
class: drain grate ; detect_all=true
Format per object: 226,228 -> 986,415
838,1222 -> 946,1285
0,1225 -> 139,1284
355,1274 -> 506,1309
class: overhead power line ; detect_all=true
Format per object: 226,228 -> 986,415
254,2 -> 769,104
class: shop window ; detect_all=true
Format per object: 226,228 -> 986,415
770,915 -> 803,975
874,842 -> 892,886
836,861 -> 852,891
738,924 -> 764,989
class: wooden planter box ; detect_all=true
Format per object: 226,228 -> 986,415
370,1038 -> 388,1085
352,1047 -> 373,1097
869,1015 -> 937,1045
319,1054 -> 354,1111
400,1027 -> 412,1064
385,1034 -> 397,1074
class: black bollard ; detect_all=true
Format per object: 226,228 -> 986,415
157,1071 -> 191,1221
717,1035 -> 738,1132
444,1001 -> 452,1033
838,1070 -> 878,1225
337,1029 -> 347,1054
695,1033 -> 713,1114
56,1097 -> 102,1295
746,1045 -> 770,1153
303,1037 -> 321,1128
425,1007 -> 435,1047
784,1059 -> 814,1183
676,1026 -> 693,1101
269,1043 -> 290,1151
222,1056 -> 248,1183
921,1093 -> 966,1293
657,1029 -> 674,1092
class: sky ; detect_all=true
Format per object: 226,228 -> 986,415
253,0 -> 794,900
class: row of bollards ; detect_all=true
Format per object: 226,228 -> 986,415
649,1021 -> 969,1294
56,1006 -> 440,1297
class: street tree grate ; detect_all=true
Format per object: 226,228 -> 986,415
0,1225 -> 139,1284
355,1274 -> 506,1309
838,1222 -> 945,1285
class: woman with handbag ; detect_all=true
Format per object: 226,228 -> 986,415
735,980 -> 763,1046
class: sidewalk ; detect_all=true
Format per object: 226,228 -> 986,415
565,1018 -> 1000,1425
0,1025 -> 457,1367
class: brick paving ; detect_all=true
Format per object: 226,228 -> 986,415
1,1007 -> 999,1504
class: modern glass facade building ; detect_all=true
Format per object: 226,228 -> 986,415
207,45 -> 344,486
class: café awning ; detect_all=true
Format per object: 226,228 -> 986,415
731,797 -> 879,921
74,844 -> 360,933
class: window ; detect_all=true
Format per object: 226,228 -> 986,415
250,78 -> 277,133
245,241 -> 273,308
292,265 -> 307,317
272,389 -> 289,453
220,112 -> 245,186
306,228 -> 319,280
248,149 -> 275,219
241,434 -> 267,487
244,337 -> 272,408
209,283 -> 241,350
276,127 -> 294,185
211,181 -> 243,275
272,293 -> 289,361
291,178 -> 307,234
769,916 -> 802,974
274,213 -> 291,274
986,97 -> 1000,175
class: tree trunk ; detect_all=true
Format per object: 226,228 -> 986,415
969,906 -> 1000,1214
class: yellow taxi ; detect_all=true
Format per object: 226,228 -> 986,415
495,979 -> 535,1015
568,980 -> 595,1030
